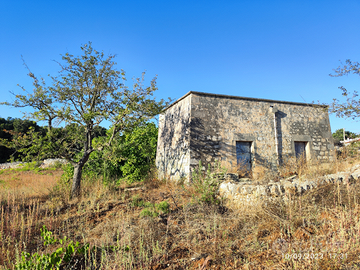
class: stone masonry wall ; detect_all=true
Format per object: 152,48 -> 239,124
219,164 -> 360,207
189,93 -> 335,175
156,95 -> 191,181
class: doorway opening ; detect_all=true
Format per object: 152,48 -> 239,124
294,141 -> 307,161
236,141 -> 252,177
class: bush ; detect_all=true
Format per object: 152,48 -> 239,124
139,201 -> 170,218
14,226 -> 90,270
189,161 -> 224,205
86,122 -> 158,184
131,195 -> 170,217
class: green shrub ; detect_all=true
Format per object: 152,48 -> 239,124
132,195 -> 170,217
60,163 -> 74,183
130,194 -> 146,207
14,226 -> 90,270
140,208 -> 159,217
190,161 -> 224,205
60,123 -> 158,185
156,200 -> 170,214
117,123 -> 158,183
139,201 -> 170,218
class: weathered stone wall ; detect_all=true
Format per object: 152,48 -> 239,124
156,91 -> 335,181
219,164 -> 360,207
156,94 -> 191,181
189,92 -> 335,174
0,159 -> 68,170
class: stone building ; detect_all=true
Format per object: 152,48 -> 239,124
156,91 -> 335,181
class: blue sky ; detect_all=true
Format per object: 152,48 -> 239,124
1,0 -> 359,133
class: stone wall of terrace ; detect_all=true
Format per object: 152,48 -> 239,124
218,164 -> 360,207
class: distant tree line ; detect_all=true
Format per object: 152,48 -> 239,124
0,117 -> 45,162
0,117 -> 107,162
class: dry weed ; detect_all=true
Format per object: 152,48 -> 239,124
1,154 -> 360,269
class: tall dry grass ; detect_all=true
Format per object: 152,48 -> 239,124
0,150 -> 360,269
0,168 -> 63,267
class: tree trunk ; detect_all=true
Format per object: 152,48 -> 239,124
71,164 -> 83,198
70,151 -> 91,198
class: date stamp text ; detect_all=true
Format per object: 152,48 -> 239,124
282,252 -> 348,260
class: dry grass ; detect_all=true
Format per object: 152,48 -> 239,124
0,169 -> 61,197
1,154 -> 360,269
279,153 -> 358,181
222,161 -> 252,178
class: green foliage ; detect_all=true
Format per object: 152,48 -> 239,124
330,59 -> 360,119
139,201 -> 170,218
79,122 -> 158,184
61,162 -> 75,183
14,226 -> 90,270
131,195 -> 170,217
190,161 -> 224,205
118,122 -> 158,183
130,194 -> 147,207
332,128 -> 357,141
156,200 -> 170,214
0,124 -> 74,163
0,117 -> 45,162
140,208 -> 159,218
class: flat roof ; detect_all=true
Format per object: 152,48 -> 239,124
163,91 -> 328,111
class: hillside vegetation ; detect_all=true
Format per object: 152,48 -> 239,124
1,150 -> 360,269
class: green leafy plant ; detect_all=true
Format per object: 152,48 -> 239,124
139,201 -> 170,218
60,122 -> 159,186
0,117 -> 46,163
132,195 -> 170,217
118,122 -> 158,183
190,161 -> 224,205
140,208 -> 159,218
130,194 -> 147,208
156,200 -> 170,214
14,226 -> 90,270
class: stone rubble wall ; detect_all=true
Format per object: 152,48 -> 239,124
0,158 -> 67,170
219,164 -> 360,207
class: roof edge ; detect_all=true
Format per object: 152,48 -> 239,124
162,91 -> 328,112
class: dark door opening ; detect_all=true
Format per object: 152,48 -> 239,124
236,141 -> 252,174
294,141 -> 307,160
